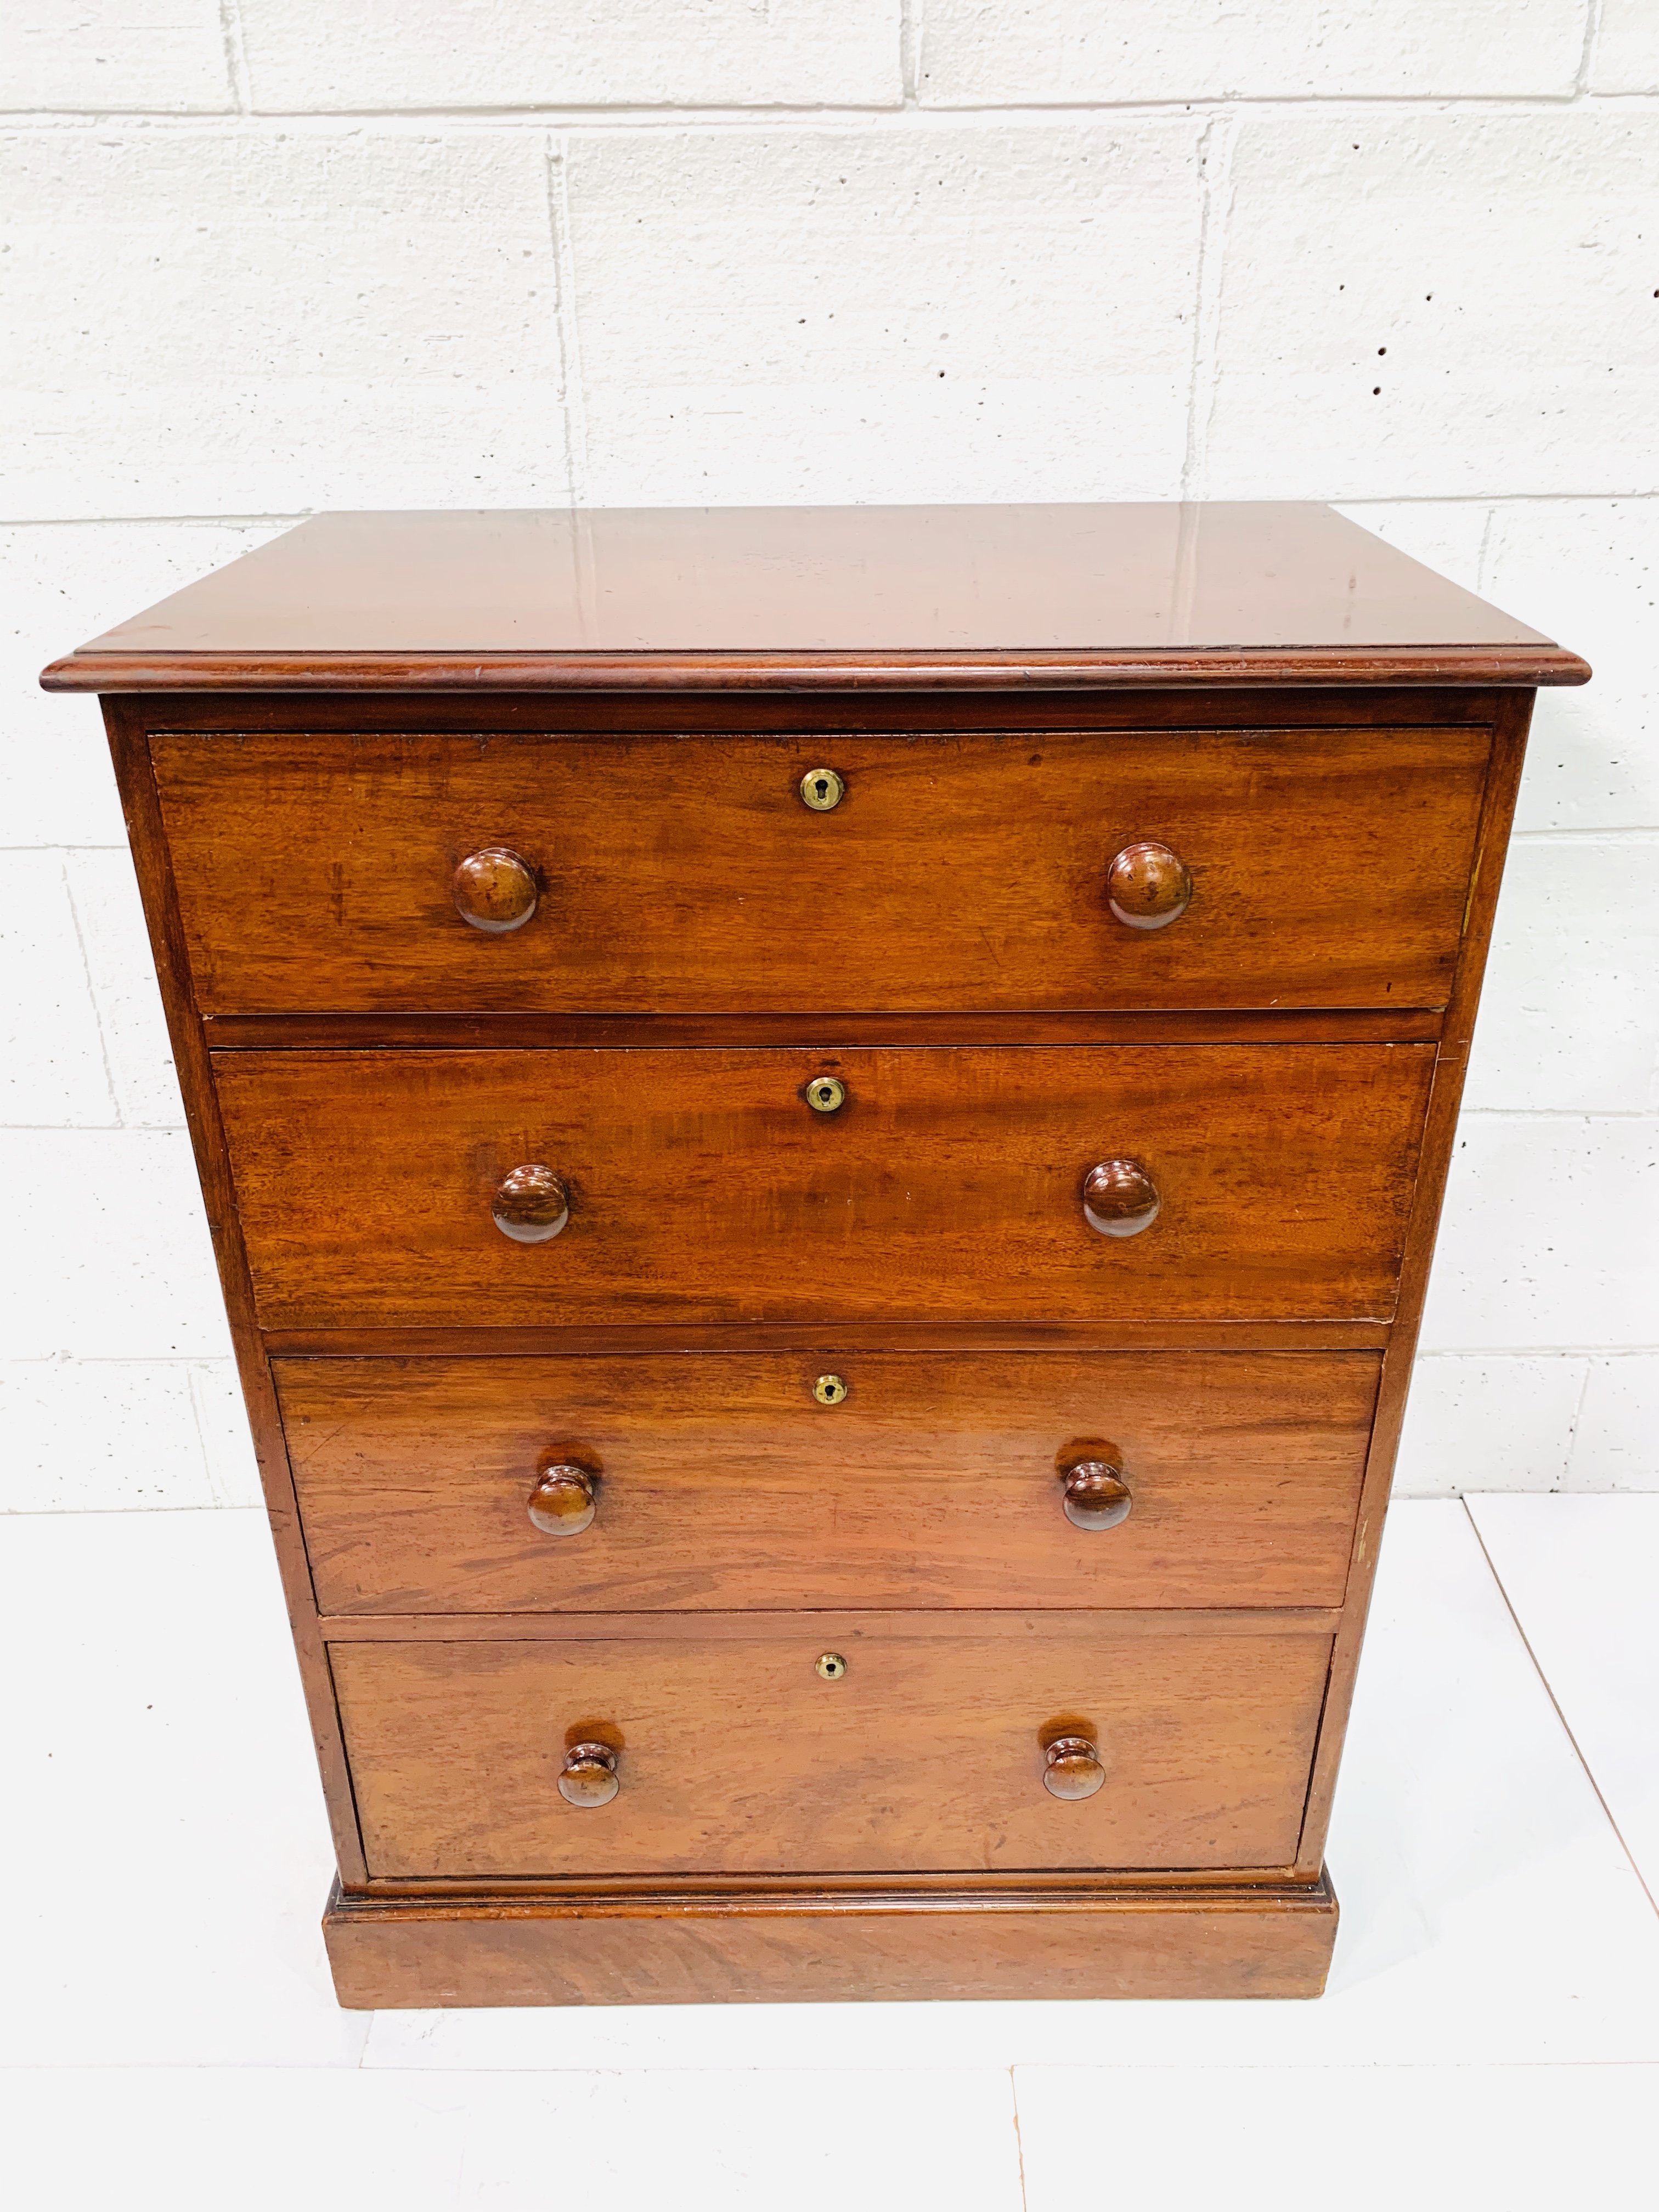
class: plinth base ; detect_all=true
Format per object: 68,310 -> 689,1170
323,1873 -> 1337,2007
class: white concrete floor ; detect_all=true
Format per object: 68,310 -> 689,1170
3,1495 -> 1655,2210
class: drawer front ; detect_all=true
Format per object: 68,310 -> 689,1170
332,1618 -> 1333,1877
155,726 -> 1488,1014
217,1043 -> 1432,1329
281,1351 -> 1378,1615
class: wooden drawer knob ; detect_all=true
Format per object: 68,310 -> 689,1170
1062,1459 -> 1132,1531
453,847 -> 538,934
492,1165 -> 569,1244
1043,1735 -> 1106,1801
1107,840 -> 1191,930
558,1741 -> 619,1808
528,1462 -> 596,1536
1082,1159 -> 1160,1238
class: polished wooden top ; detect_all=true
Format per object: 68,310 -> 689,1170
41,503 -> 1587,692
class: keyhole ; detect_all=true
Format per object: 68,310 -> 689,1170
799,767 -> 845,811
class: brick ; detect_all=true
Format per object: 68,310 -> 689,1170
2,522 -> 276,846
5,2 -> 231,113
0,853 -> 116,1127
1393,1355 -> 1586,1496
66,849 -> 184,1128
1465,839 -> 1659,1115
1208,111 -> 1659,499
1591,0 -> 1659,93
919,0 -> 1587,103
239,0 -> 901,110
565,121 -> 1204,506
191,1362 -> 263,1506
1333,501 -> 1491,596
0,1130 -> 232,1359
1572,1356 -> 1659,1486
2,129 -> 567,518
1419,1115 -> 1659,1352
1480,500 -> 1659,833
0,1357 -> 216,1511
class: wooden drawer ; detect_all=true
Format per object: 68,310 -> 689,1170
331,1615 -> 1333,1877
280,1350 -> 1378,1614
217,1042 -> 1432,1330
154,725 -> 1489,1014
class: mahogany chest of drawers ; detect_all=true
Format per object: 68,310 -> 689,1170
44,503 -> 1588,2006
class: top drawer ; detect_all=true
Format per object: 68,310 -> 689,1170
151,725 -> 1490,1015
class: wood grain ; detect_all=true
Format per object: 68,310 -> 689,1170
213,1043 -> 1436,1329
277,1349 -> 1378,1615
329,1615 -> 1334,1878
322,1871 -> 1339,2005
153,724 -> 1491,1013
319,1608 -> 1344,1644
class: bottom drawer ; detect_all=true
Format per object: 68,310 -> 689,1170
332,1616 -> 1333,1878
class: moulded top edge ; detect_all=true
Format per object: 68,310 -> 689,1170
39,504 -> 1588,690
39,642 -> 1591,693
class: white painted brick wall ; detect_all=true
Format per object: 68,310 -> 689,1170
6,129 -> 568,518
565,120 -> 1206,504
7,4 -> 233,113
916,2 -> 1591,103
3,3 -> 1656,1509
236,2 -> 905,111
1593,0 -> 1659,93
1205,110 -> 1659,500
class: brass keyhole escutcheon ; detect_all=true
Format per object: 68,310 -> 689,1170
806,1076 -> 846,1114
799,767 -> 845,812
813,1373 -> 849,1406
816,1652 -> 848,1681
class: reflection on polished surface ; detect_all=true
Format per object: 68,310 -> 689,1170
66,501 -> 1560,657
